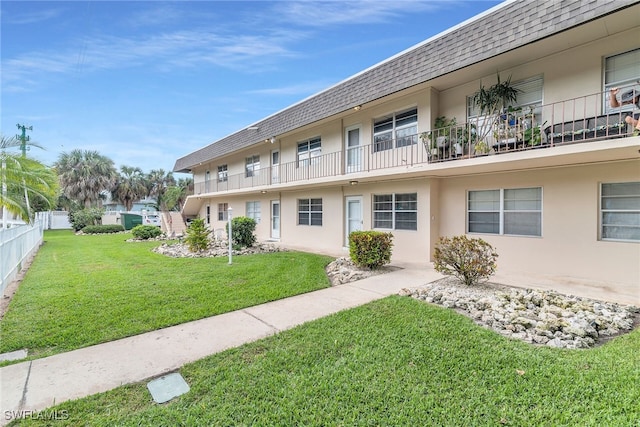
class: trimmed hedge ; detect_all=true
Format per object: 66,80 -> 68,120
82,224 -> 125,234
131,225 -> 163,240
349,231 -> 394,269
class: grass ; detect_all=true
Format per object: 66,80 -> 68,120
11,296 -> 640,426
0,230 -> 333,360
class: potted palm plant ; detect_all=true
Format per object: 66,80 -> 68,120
471,73 -> 520,152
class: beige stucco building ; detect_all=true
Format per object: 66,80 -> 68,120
174,0 -> 640,302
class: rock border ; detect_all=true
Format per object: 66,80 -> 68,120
400,277 -> 639,349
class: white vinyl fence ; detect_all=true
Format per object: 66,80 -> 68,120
0,220 -> 45,294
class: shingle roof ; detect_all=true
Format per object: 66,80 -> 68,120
173,0 -> 637,172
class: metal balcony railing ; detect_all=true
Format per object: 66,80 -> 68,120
192,90 -> 637,195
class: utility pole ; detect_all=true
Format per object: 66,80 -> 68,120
16,123 -> 33,157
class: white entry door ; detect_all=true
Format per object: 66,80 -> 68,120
271,150 -> 280,184
271,200 -> 280,239
345,196 -> 363,245
345,125 -> 362,173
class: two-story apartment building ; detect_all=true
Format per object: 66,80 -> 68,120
174,0 -> 640,299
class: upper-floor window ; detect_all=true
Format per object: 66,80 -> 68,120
246,201 -> 261,223
604,49 -> 640,113
601,182 -> 640,242
218,165 -> 228,182
298,198 -> 322,226
245,155 -> 260,178
468,187 -> 542,236
218,203 -> 228,221
373,108 -> 418,152
297,137 -> 322,167
373,193 -> 417,230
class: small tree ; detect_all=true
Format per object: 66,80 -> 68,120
226,216 -> 257,249
184,218 -> 209,252
349,231 -> 393,269
433,235 -> 498,286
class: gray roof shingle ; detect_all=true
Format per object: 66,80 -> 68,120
173,0 -> 637,172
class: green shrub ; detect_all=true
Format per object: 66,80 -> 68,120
131,225 -> 162,240
184,218 -> 210,252
225,216 -> 257,249
349,231 -> 394,270
82,224 -> 124,234
433,235 -> 498,286
70,208 -> 104,231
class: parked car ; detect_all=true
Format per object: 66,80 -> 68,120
143,214 -> 161,227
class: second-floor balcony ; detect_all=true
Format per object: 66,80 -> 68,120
193,90 -> 638,196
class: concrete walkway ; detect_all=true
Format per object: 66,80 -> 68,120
0,263 -> 440,425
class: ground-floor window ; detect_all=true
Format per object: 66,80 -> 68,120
206,205 -> 211,225
218,203 -> 228,221
373,193 -> 417,230
246,201 -> 261,223
601,182 -> 640,241
298,198 -> 322,226
468,187 -> 542,236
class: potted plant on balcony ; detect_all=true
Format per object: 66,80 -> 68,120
471,73 -> 520,151
421,116 -> 457,159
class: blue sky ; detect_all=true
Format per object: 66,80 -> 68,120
2,0 -> 501,176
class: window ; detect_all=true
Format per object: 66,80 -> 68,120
373,108 -> 418,152
604,49 -> 640,113
601,182 -> 640,241
218,203 -> 228,221
206,205 -> 211,225
217,165 -> 228,182
373,193 -> 417,230
467,75 -> 544,118
468,187 -> 542,236
246,201 -> 261,223
298,198 -> 322,226
297,137 -> 321,167
245,155 -> 260,178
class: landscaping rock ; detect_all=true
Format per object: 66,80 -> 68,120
325,257 -> 392,286
401,277 -> 639,349
153,240 -> 284,258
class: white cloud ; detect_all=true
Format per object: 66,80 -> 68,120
272,0 -> 444,27
1,29 -> 302,92
2,8 -> 61,25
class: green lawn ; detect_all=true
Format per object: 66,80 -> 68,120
12,296 -> 640,426
0,230 -> 333,360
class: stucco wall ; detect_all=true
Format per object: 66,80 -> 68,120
438,160 -> 640,287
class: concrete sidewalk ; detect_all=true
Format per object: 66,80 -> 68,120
0,263 -> 440,425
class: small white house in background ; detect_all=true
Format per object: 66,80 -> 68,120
173,0 -> 639,303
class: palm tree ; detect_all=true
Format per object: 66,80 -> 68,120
111,165 -> 147,212
1,135 -> 58,223
163,176 -> 193,212
54,149 -> 117,208
145,169 -> 176,210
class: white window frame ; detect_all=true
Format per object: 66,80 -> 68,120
373,108 -> 418,153
604,48 -> 640,113
600,182 -> 640,242
297,137 -> 322,168
246,201 -> 261,223
373,193 -> 417,231
206,205 -> 211,225
218,203 -> 228,221
245,155 -> 260,178
298,198 -> 323,226
217,164 -> 228,182
467,187 -> 542,237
